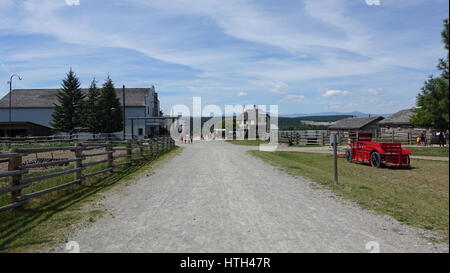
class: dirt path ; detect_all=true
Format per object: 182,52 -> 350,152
59,141 -> 447,253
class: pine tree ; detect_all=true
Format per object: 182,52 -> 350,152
82,78 -> 102,137
98,76 -> 123,133
412,18 -> 449,130
51,69 -> 85,133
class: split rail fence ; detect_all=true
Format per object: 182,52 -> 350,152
0,136 -> 175,212
278,130 -> 330,146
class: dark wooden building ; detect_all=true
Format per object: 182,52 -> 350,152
0,122 -> 52,137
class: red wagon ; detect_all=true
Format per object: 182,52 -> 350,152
344,133 -> 411,168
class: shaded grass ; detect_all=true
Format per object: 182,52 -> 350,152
0,146 -> 181,253
249,150 -> 449,241
408,146 -> 449,157
226,139 -> 270,146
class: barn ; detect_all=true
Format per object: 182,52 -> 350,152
378,109 -> 429,143
0,86 -> 164,138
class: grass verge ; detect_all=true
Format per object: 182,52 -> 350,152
408,146 -> 449,157
0,146 -> 181,253
249,150 -> 449,242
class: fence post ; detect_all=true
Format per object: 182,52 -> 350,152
155,138 -> 159,155
74,142 -> 84,184
126,140 -> 132,163
106,141 -> 114,173
148,139 -> 153,158
9,148 -> 23,203
139,140 -> 144,159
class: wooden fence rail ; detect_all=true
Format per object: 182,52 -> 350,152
0,136 -> 175,212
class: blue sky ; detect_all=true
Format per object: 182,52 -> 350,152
0,0 -> 448,115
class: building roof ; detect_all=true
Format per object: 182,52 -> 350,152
0,88 -> 151,108
378,109 -> 414,126
328,116 -> 384,130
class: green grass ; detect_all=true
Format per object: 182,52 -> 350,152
0,146 -> 181,253
249,150 -> 449,242
226,139 -> 270,146
0,142 -> 72,152
408,146 -> 449,157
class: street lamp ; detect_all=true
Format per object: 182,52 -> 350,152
7,74 -> 22,122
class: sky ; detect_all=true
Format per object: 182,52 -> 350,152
0,0 -> 448,115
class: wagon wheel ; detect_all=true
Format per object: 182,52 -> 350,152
370,152 -> 382,168
345,149 -> 352,162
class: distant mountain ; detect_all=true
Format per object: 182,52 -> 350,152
281,111 -> 391,118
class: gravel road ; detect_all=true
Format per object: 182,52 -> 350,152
60,141 -> 447,253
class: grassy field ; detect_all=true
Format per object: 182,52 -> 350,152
249,151 -> 449,241
0,146 -> 180,253
408,146 -> 449,157
226,139 -> 270,146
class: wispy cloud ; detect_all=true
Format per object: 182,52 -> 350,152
322,90 -> 349,97
237,91 -> 247,97
283,94 -> 306,102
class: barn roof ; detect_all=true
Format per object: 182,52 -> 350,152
328,116 -> 384,130
378,109 -> 414,126
0,88 -> 151,108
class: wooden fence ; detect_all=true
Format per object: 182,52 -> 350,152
0,136 -> 175,212
278,130 -> 330,146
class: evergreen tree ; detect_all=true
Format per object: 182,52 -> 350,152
51,69 -> 85,133
98,76 -> 123,133
82,78 -> 102,137
412,18 -> 449,130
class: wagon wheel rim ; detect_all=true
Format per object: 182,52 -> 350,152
371,152 -> 381,168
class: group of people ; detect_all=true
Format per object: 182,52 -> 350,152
416,130 -> 448,147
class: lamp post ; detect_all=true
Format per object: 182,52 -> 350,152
7,74 -> 22,122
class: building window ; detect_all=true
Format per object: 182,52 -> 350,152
138,128 -> 143,136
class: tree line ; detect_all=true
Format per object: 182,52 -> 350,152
51,69 -> 123,135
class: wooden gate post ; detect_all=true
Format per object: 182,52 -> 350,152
106,141 -> 114,173
9,148 -> 23,203
149,139 -> 153,157
74,142 -> 84,184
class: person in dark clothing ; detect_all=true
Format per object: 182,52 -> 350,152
420,131 -> 426,146
438,130 -> 445,147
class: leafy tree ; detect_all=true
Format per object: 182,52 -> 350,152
412,19 -> 449,130
98,76 -> 123,133
81,78 -> 102,137
51,69 -> 85,133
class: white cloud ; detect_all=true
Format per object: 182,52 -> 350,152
366,88 -> 383,95
283,94 -> 305,102
269,81 -> 288,94
322,89 -> 349,97
237,91 -> 247,97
